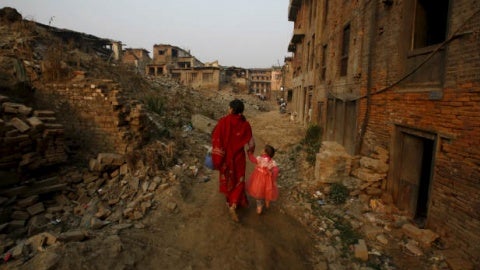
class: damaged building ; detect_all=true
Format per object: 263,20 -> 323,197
122,48 -> 152,74
146,44 -> 221,90
222,66 -> 249,93
286,0 -> 480,267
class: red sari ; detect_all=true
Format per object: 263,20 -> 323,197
211,113 -> 255,208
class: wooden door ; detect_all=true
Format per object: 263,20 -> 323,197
397,133 -> 424,218
344,101 -> 357,154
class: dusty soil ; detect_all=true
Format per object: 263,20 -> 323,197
59,106 -> 313,270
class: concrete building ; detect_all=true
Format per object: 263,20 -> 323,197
270,66 -> 283,101
249,68 -> 271,99
146,44 -> 220,90
282,56 -> 294,102
248,68 -> 284,100
287,0 -> 480,266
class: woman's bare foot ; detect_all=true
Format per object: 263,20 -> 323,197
229,205 -> 239,222
256,206 -> 263,215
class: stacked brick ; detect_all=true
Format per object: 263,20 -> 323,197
33,80 -> 146,158
0,95 -> 67,171
350,146 -> 389,199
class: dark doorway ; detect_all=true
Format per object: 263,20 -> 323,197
287,89 -> 293,102
395,130 -> 435,228
415,138 -> 434,226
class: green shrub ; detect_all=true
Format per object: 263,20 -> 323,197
329,182 -> 349,204
301,125 -> 323,166
145,95 -> 165,115
303,124 -> 323,146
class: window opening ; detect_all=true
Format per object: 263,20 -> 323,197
321,44 -> 327,81
412,0 -> 449,49
340,24 -> 350,76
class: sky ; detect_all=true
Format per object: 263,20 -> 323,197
2,0 -> 294,68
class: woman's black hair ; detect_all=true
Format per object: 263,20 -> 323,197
229,99 -> 244,114
264,144 -> 275,158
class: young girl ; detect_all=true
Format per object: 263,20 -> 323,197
246,144 -> 279,215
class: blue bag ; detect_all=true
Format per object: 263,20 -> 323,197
204,152 -> 214,170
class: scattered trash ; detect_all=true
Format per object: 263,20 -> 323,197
182,123 -> 193,132
313,190 -> 324,199
3,252 -> 11,262
198,176 -> 210,183
50,218 -> 62,225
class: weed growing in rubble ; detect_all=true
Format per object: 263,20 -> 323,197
313,207 -> 362,259
301,124 -> 323,165
336,220 -> 362,257
145,95 -> 165,115
289,144 -> 302,161
329,182 -> 349,205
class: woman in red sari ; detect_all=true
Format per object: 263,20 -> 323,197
211,99 -> 255,222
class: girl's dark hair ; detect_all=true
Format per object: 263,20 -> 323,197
229,99 -> 244,114
265,144 -> 275,158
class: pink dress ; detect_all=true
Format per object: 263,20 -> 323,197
246,153 -> 279,201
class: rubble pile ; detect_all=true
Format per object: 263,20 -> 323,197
277,143 -> 447,269
0,94 -> 67,171
350,145 -> 390,200
0,144 -> 199,264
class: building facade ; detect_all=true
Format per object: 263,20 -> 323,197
282,56 -> 294,102
287,0 -> 480,266
249,68 -> 272,99
270,66 -> 283,101
248,68 -> 284,100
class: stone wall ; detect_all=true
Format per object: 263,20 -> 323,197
33,79 -> 147,159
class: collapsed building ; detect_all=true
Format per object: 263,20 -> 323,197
286,0 -> 479,267
0,7 -> 160,243
223,66 -> 249,93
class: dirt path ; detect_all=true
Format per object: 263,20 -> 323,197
127,109 -> 313,270
47,106 -> 316,270
11,99 -> 452,270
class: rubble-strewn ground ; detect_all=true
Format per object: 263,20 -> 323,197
0,8 -> 455,270
1,88 -> 453,270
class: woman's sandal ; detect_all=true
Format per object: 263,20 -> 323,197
256,206 -> 263,215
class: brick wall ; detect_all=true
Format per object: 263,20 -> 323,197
34,80 -> 146,159
288,0 -> 479,265
360,0 -> 480,264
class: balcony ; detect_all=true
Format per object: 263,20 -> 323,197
290,28 -> 305,44
288,43 -> 296,52
288,0 -> 301,21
